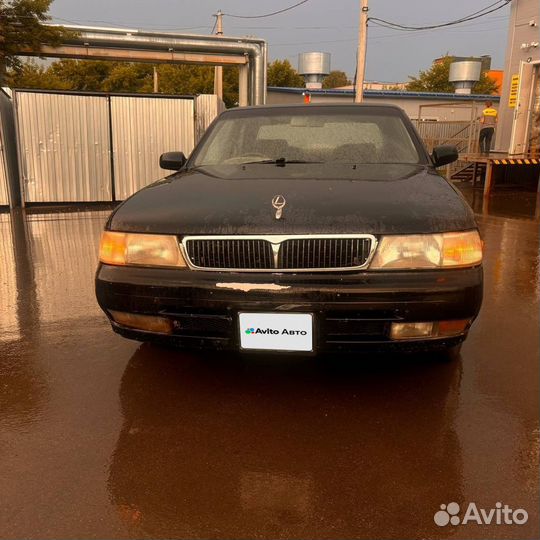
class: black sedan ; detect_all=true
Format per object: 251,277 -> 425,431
95,104 -> 483,356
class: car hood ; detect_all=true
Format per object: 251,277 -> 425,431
108,164 -> 476,235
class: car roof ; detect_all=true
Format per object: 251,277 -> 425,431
221,103 -> 406,115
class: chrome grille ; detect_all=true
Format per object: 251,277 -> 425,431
279,238 -> 372,269
182,235 -> 376,272
185,239 -> 274,269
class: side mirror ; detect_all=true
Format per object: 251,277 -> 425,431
159,151 -> 186,171
431,145 -> 458,168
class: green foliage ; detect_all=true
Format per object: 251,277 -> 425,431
406,56 -> 455,93
7,55 -> 314,106
5,59 -> 65,89
7,59 -> 241,107
322,70 -> 350,89
0,0 -> 75,73
48,60 -> 115,91
153,64 -> 214,95
222,66 -> 240,107
267,59 -> 304,88
406,55 -> 498,95
102,63 -> 154,93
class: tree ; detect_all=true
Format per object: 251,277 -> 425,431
4,58 -> 68,89
48,60 -> 116,91
0,0 -> 74,83
267,59 -> 304,88
322,70 -> 350,89
7,59 -> 241,107
101,63 -> 153,93
222,66 -> 239,107
406,55 -> 498,95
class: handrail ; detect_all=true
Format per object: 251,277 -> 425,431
440,122 -> 475,145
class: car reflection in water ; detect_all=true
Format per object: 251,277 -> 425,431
108,347 -> 463,539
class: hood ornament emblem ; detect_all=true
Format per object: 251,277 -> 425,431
272,195 -> 286,220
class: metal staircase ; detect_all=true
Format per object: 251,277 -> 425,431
414,119 -> 482,182
451,161 -> 486,183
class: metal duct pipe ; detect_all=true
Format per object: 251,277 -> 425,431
52,26 -> 266,105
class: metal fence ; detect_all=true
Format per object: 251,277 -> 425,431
0,135 -> 8,206
0,90 -> 19,206
413,119 -> 481,177
4,90 -> 224,206
15,92 -> 113,203
413,120 -> 478,152
110,96 -> 195,200
195,94 -> 226,143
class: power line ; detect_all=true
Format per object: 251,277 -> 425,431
223,0 -> 310,19
269,21 -> 507,47
15,4 -> 508,34
47,15 -> 212,31
369,0 -> 511,32
370,0 -> 507,31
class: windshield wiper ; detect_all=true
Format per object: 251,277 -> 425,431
243,157 -> 324,166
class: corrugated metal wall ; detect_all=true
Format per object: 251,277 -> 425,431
111,96 -> 195,200
15,92 -> 112,203
11,91 -> 226,204
0,134 -> 8,205
0,91 -> 14,206
195,94 -> 226,143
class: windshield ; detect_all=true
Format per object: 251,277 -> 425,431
192,109 -> 421,166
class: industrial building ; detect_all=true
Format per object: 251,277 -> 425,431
268,51 -> 500,121
267,87 -> 499,121
496,0 -> 539,154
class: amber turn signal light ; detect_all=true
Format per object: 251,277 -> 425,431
109,311 -> 173,334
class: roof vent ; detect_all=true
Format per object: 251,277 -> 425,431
298,52 -> 331,90
448,60 -> 482,95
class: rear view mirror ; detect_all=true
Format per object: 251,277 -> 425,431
159,152 -> 186,171
432,145 -> 458,168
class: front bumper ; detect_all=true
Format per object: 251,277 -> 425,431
95,264 -> 483,353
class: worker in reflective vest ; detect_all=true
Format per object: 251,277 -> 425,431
479,101 -> 497,155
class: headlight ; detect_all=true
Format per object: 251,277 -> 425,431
369,230 -> 482,270
99,231 -> 187,268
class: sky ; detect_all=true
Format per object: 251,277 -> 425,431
48,0 -> 511,83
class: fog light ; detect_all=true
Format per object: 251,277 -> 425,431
391,322 -> 434,340
390,319 -> 472,340
109,310 -> 173,334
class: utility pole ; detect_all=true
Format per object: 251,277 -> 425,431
213,10 -> 223,99
354,0 -> 369,103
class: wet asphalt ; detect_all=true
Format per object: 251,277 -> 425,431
0,190 -> 539,539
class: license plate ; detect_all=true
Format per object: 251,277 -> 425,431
239,312 -> 313,352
